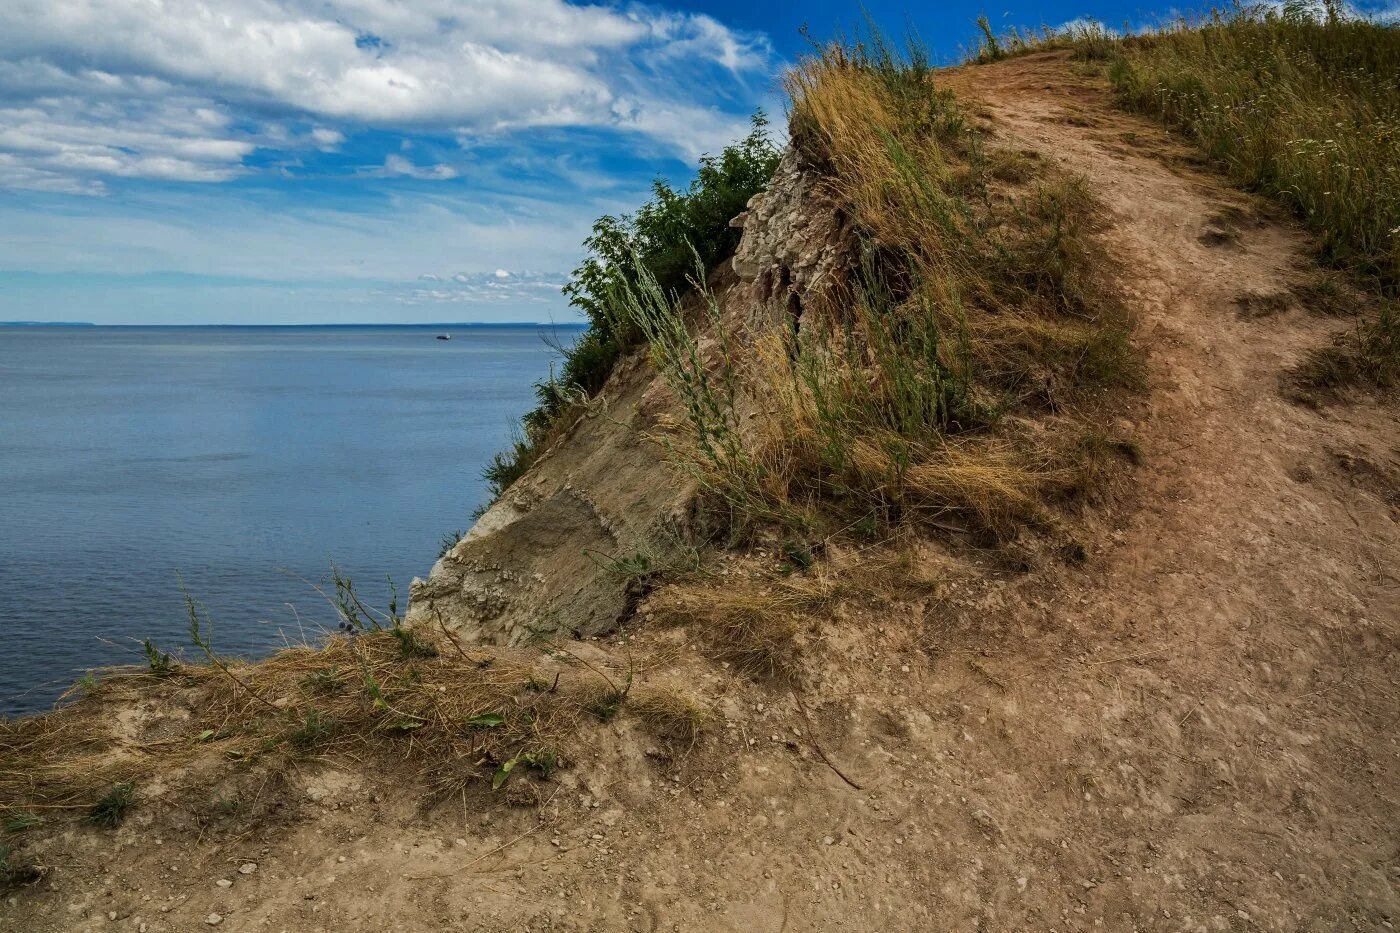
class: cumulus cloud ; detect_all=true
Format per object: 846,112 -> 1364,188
0,0 -> 772,192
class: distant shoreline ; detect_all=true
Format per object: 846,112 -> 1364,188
0,321 -> 587,328
0,321 -> 96,327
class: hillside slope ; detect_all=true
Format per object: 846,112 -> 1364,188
3,52 -> 1397,933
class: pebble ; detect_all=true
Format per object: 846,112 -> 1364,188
238,863 -> 257,875
337,856 -> 346,863
216,879 -> 233,889
108,912 -> 118,921
205,914 -> 223,926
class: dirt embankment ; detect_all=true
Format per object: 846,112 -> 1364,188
3,53 -> 1397,932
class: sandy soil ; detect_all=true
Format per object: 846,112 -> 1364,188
4,53 -> 1397,933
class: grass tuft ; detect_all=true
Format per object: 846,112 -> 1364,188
88,782 -> 135,828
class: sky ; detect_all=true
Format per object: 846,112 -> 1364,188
0,0 -> 1395,324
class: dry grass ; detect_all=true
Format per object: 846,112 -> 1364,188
0,628 -> 709,829
632,34 -> 1140,539
648,570 -> 837,678
627,687 -> 710,746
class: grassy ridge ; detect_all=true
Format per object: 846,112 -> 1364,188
1111,9 -> 1399,291
1110,8 -> 1398,392
972,6 -> 1398,394
621,33 -> 1139,537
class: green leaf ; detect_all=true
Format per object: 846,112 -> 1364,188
465,713 -> 505,729
385,718 -> 424,732
491,757 -> 518,791
196,729 -> 215,742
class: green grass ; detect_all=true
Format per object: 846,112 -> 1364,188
1109,8 -> 1399,291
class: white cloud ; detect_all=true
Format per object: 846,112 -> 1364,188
375,153 -> 458,180
0,0 -> 772,191
310,127 -> 346,150
495,268 -> 511,278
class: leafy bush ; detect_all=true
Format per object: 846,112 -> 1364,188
475,114 -> 781,511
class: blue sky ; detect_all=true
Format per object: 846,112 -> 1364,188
1,0 -> 1395,324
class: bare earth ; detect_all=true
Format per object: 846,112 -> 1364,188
5,53 -> 1397,932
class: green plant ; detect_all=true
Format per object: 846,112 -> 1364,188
974,15 -> 1004,62
0,845 -> 42,891
183,588 -> 279,713
3,812 -> 41,833
328,565 -> 390,632
491,748 -> 558,790
390,625 -> 438,659
300,666 -> 341,695
286,710 -> 337,751
437,529 -> 466,559
476,114 -> 781,510
141,638 -> 177,676
88,782 -> 135,828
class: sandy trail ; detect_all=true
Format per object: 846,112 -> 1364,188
6,52 -> 1397,933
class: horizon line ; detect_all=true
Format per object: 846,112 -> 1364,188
0,320 -> 589,328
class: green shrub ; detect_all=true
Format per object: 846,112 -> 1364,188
472,114 -> 781,513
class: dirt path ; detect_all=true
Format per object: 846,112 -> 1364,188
6,53 -> 1396,933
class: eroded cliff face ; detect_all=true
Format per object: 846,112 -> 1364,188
406,149 -> 852,644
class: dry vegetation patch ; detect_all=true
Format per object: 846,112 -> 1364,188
621,33 -> 1142,545
0,624 -> 712,853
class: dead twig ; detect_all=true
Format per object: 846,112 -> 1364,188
791,690 -> 863,791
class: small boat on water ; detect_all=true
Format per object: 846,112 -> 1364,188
436,333 -> 451,341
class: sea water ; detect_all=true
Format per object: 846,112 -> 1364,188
0,324 -> 577,715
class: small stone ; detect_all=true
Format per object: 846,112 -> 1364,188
822,836 -> 835,846
108,912 -> 118,921
205,914 -> 223,926
216,879 -> 233,889
238,863 -> 257,875
337,856 -> 346,863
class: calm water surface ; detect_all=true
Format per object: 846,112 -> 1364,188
0,325 -> 576,715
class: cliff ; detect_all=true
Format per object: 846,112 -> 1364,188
406,148 -> 855,644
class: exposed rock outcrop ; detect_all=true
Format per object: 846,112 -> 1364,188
407,149 -> 853,643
